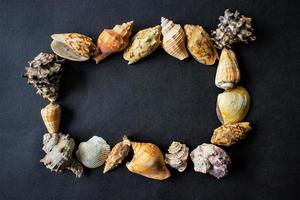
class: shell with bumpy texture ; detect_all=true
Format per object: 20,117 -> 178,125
165,141 -> 189,172
41,102 -> 61,134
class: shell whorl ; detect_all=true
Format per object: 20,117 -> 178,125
113,21 -> 134,37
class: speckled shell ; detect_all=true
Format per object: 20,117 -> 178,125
161,17 -> 189,60
215,48 -> 240,90
94,21 -> 134,63
217,86 -> 250,124
51,33 -> 98,61
123,25 -> 161,64
184,24 -> 218,65
76,136 -> 110,168
211,122 -> 252,146
41,102 -> 61,134
126,141 -> 170,180
165,141 -> 189,172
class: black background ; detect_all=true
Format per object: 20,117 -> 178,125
1,0 -> 300,199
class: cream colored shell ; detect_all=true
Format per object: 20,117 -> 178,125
41,102 -> 61,134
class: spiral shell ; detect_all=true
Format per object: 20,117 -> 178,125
41,102 -> 61,134
165,141 -> 189,172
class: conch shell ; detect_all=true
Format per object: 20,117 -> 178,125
123,25 -> 161,64
211,122 -> 252,146
161,17 -> 189,60
165,141 -> 189,172
103,135 -> 131,173
51,33 -> 98,61
93,21 -> 134,63
215,48 -> 240,90
184,24 -> 218,65
126,141 -> 170,180
41,102 -> 61,134
76,136 -> 110,168
216,86 -> 250,124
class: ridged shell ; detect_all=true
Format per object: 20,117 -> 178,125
41,102 -> 61,134
123,25 -> 161,64
94,21 -> 134,63
184,24 -> 218,65
51,33 -> 98,61
216,86 -> 250,124
211,122 -> 252,146
161,17 -> 189,60
215,48 -> 240,90
126,141 -> 170,180
76,136 -> 110,168
165,141 -> 189,172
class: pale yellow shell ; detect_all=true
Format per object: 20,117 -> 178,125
41,102 -> 61,134
123,25 -> 161,64
184,24 -> 218,65
161,17 -> 189,60
216,86 -> 250,124
215,48 -> 240,90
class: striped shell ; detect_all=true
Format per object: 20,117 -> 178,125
184,24 -> 218,65
41,102 -> 61,134
161,17 -> 189,60
215,48 -> 240,90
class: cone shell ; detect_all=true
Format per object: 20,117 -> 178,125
211,122 -> 252,146
161,17 -> 189,60
215,48 -> 240,90
216,86 -> 250,124
51,33 -> 98,61
126,141 -> 170,180
41,102 -> 61,134
184,24 -> 218,65
94,21 -> 134,63
123,25 -> 161,64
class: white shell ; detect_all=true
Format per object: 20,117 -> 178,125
76,136 -> 110,168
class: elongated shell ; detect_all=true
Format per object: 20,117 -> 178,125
51,33 -> 98,61
126,141 -> 170,180
211,122 -> 252,146
184,24 -> 218,65
94,21 -> 134,63
216,86 -> 250,124
123,25 -> 161,64
41,102 -> 61,134
76,136 -> 110,168
215,48 -> 240,90
161,17 -> 189,60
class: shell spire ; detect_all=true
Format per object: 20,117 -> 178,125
113,21 -> 134,37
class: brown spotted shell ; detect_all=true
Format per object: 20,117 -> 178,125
41,102 -> 61,134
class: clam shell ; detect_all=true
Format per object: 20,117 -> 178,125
161,17 -> 189,60
76,136 -> 110,168
184,24 -> 218,65
215,48 -> 240,90
216,86 -> 250,124
123,25 -> 161,64
41,102 -> 61,134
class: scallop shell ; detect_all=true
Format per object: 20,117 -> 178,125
184,24 -> 218,65
123,25 -> 161,64
215,48 -> 240,90
94,21 -> 134,63
51,33 -> 98,61
161,17 -> 189,60
216,86 -> 250,124
76,136 -> 110,168
41,102 -> 61,134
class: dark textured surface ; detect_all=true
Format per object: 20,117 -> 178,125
0,0 -> 300,199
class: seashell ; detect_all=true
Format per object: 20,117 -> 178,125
93,21 -> 134,63
190,143 -> 231,179
215,48 -> 240,90
40,132 -> 83,177
76,136 -> 110,168
211,122 -> 252,146
161,17 -> 189,60
165,141 -> 189,172
51,33 -> 98,61
103,135 -> 131,173
184,24 -> 218,65
126,141 -> 170,180
216,86 -> 250,124
123,25 -> 161,64
41,102 -> 61,134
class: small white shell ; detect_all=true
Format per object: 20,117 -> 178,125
76,136 -> 110,168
